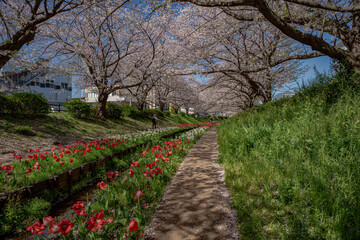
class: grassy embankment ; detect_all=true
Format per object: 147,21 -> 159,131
0,112 -> 208,158
218,65 -> 360,239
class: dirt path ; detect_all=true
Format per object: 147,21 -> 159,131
144,127 -> 239,240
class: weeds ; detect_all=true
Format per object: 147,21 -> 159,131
218,62 -> 360,239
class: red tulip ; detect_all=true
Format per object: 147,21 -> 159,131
57,220 -> 73,236
129,219 -> 139,232
86,210 -> 106,232
42,216 -> 54,226
48,221 -> 59,234
73,201 -> 85,213
129,168 -> 135,177
97,181 -> 107,190
134,190 -> 144,201
26,222 -> 45,234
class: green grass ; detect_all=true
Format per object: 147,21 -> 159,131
14,125 -> 36,136
218,67 -> 360,239
0,112 -> 207,156
44,124 -> 66,136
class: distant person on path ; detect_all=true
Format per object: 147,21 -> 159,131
152,114 -> 157,129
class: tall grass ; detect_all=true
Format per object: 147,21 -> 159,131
218,63 -> 360,239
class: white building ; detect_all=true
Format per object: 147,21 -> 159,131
85,88 -> 137,106
0,69 -> 72,108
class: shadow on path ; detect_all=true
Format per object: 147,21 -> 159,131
144,127 -> 239,240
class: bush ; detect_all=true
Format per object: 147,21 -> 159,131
0,92 -> 49,116
189,114 -> 195,118
154,109 -> 164,118
178,112 -> 186,117
0,94 -> 16,116
106,102 -> 123,119
120,105 -> 143,119
10,92 -> 49,114
163,111 -> 171,117
139,109 -> 165,119
64,99 -> 93,118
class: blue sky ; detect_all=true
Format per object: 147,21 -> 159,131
277,56 -> 332,95
299,56 -> 332,85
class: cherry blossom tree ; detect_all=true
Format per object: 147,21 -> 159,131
170,5 -> 307,109
171,0 -> 360,72
42,1 -> 149,118
153,76 -> 176,111
125,7 -> 174,111
0,0 -> 91,70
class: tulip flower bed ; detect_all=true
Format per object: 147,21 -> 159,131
0,126 -> 192,193
0,125 -> 209,238
23,126 -> 210,239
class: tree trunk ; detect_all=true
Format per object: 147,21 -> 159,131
263,80 -> 272,103
185,107 -> 189,115
95,90 -> 108,119
349,3 -> 360,73
159,102 -> 165,111
137,101 -> 145,111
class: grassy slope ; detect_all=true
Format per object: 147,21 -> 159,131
0,113 -> 205,162
217,71 -> 360,239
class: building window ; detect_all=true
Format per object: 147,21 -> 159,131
30,81 -> 35,86
88,92 -> 98,98
46,83 -> 50,88
55,85 -> 60,89
35,82 -> 40,86
40,83 -> 45,88
61,83 -> 69,89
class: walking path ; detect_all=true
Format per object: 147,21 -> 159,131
144,127 -> 239,240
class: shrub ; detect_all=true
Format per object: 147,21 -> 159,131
9,92 -> 49,115
64,99 -> 92,118
0,94 -> 16,116
0,92 -> 49,116
142,109 -> 157,119
106,102 -> 123,119
178,112 -> 186,117
120,105 -> 143,119
119,105 -> 135,117
163,111 -> 171,117
189,114 -> 195,118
